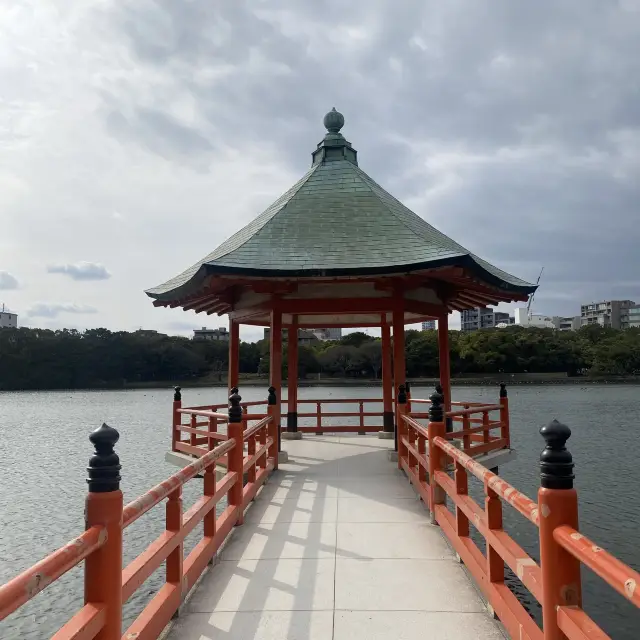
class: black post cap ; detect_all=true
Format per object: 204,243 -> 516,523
397,384 -> 407,404
268,386 -> 277,405
173,386 -> 182,401
435,383 -> 443,395
429,389 -> 444,422
87,423 -> 121,493
499,383 -> 507,398
405,381 -> 411,394
230,386 -> 239,395
540,419 -> 574,489
229,390 -> 243,423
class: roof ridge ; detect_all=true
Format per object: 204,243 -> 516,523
207,163 -> 320,263
349,164 -> 468,255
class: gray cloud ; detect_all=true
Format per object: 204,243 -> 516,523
27,303 -> 99,319
2,1 -> 639,336
0,271 -> 19,290
47,262 -> 111,281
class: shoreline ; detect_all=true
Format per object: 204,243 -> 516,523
3,376 -> 640,392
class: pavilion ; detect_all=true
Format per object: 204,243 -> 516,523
146,109 -> 537,439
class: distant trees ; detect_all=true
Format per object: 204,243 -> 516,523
1,324 -> 640,391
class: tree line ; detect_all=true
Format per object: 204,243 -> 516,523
1,324 -> 639,390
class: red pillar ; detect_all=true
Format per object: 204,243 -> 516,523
392,304 -> 406,451
287,316 -> 299,433
228,320 -> 240,393
438,313 -> 452,418
380,318 -> 394,437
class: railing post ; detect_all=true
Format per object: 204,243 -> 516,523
228,390 -> 245,526
405,381 -> 412,414
203,442 -> 216,563
485,483 -> 504,586
316,401 -> 323,435
538,420 -> 581,640
427,390 -> 446,525
358,401 -> 365,435
396,385 -> 407,470
84,424 -> 123,640
166,487 -> 183,615
267,386 -> 279,470
172,386 -> 181,452
482,410 -> 490,445
207,415 -> 218,451
190,414 -> 197,447
462,413 -> 471,452
499,383 -> 510,448
455,461 -> 469,538
437,383 -> 452,433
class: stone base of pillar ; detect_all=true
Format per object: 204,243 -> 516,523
278,450 -> 289,463
281,431 -> 303,440
378,431 -> 394,440
387,450 -> 399,462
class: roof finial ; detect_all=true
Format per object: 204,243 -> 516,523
323,107 -> 344,134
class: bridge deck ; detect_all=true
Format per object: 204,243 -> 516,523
167,435 -> 506,640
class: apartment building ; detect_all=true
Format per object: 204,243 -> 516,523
0,305 -> 17,328
421,320 -> 436,330
461,307 -> 512,331
580,300 -> 636,329
193,327 -> 230,341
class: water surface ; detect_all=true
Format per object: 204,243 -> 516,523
1,385 -> 638,639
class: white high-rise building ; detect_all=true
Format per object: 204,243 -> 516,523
421,320 -> 436,330
0,305 -> 17,328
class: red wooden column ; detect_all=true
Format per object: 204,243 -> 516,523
286,316 -> 299,435
379,318 -> 394,439
228,320 -> 240,393
438,312 -> 452,428
392,304 -> 406,452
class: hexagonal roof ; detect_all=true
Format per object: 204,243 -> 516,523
146,110 -> 536,303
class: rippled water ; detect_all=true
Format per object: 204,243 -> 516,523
1,385 -> 639,639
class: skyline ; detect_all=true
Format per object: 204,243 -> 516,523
2,2 -> 639,342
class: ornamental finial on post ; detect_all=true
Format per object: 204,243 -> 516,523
397,384 -> 407,404
429,388 -> 444,422
229,390 -> 243,424
540,419 -> 574,489
173,386 -> 182,401
499,382 -> 507,398
268,386 -> 277,405
87,423 -> 121,493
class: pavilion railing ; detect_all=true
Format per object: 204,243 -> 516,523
406,382 -> 510,459
290,398 -> 383,435
0,389 -> 277,640
399,388 -> 640,640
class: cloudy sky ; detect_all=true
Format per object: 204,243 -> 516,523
1,1 -> 639,341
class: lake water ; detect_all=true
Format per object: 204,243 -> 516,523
1,385 -> 639,639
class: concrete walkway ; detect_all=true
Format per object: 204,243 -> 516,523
167,435 -> 507,640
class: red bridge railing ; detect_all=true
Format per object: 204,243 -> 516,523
399,386 -> 640,640
0,388 -> 278,640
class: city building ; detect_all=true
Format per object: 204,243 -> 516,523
192,326 -> 230,341
580,300 -> 636,329
421,320 -> 436,330
557,316 -> 582,331
513,308 -> 581,331
461,307 -> 512,331
263,327 -> 339,343
626,305 -> 640,329
0,305 -> 17,328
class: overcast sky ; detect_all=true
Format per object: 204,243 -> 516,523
2,1 -> 639,341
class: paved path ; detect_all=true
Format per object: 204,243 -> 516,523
167,435 -> 507,640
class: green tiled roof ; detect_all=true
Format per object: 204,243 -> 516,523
146,110 -> 536,300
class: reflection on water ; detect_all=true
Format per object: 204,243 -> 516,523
1,384 -> 639,639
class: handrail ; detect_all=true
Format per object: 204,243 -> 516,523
243,415 -> 272,441
398,386 -> 640,640
122,438 -> 235,528
177,408 -> 228,419
1,387 -> 280,640
0,526 -> 106,619
554,525 -> 640,607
